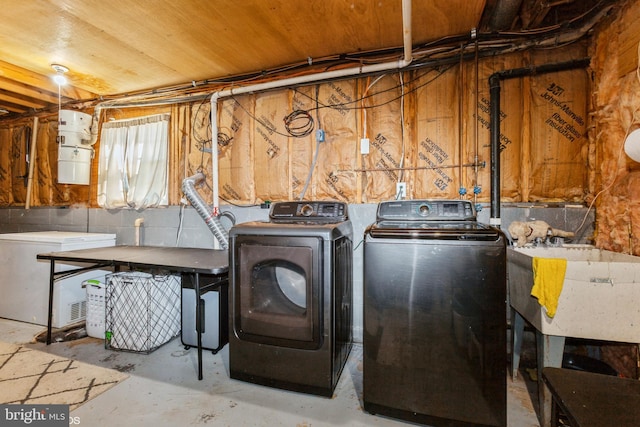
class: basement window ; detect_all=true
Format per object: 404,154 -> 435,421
97,113 -> 170,209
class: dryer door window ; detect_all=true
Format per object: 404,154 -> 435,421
234,236 -> 322,349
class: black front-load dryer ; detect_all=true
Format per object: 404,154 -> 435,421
228,201 -> 353,397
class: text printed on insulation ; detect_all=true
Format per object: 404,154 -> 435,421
256,115 -> 280,159
325,171 -> 348,199
372,133 -> 401,168
419,138 -> 453,191
540,82 -> 585,142
371,133 -> 400,183
475,97 -> 513,151
326,82 -> 353,117
222,103 -> 242,132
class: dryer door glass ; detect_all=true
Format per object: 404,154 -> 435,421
234,236 -> 322,349
275,265 -> 306,308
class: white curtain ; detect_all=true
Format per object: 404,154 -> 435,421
97,114 -> 170,209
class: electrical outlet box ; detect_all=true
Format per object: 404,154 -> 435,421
396,182 -> 407,199
360,138 -> 370,154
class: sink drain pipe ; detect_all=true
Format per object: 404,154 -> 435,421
182,172 -> 229,249
488,57 -> 590,227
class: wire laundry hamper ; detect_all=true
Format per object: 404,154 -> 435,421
105,271 -> 181,353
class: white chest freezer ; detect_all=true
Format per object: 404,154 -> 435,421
0,231 -> 116,328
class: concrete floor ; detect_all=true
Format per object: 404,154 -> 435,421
1,318 -> 540,427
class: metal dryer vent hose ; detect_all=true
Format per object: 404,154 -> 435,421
181,172 -> 229,249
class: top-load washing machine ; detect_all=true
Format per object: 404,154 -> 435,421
363,200 -> 507,427
228,201 -> 353,397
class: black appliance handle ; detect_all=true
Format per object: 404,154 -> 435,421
368,229 -> 501,241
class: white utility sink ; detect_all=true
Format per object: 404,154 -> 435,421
508,244 -> 640,427
508,245 -> 640,343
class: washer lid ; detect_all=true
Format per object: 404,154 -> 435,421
367,221 -> 501,241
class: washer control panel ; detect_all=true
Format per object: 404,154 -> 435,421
270,201 -> 348,222
376,199 -> 475,221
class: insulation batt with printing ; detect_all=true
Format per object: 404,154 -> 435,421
0,45 -> 590,208
197,45 -> 589,205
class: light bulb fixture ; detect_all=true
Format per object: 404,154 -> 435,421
51,63 -> 69,86
51,64 -> 70,125
624,127 -> 640,162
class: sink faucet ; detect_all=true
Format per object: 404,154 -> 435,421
532,235 -> 564,247
548,236 -> 565,247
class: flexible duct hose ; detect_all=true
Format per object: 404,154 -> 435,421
181,172 -> 229,249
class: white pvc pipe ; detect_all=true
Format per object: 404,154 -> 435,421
209,0 -> 413,210
134,217 -> 144,246
402,0 -> 412,62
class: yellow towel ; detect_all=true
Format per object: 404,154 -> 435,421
531,257 -> 567,318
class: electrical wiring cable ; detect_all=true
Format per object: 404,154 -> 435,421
229,95 -> 312,139
283,109 -> 314,137
223,65 -> 455,144
216,68 -> 450,157
397,70 -> 406,184
33,2 -> 604,123
230,66 -> 439,140
217,131 -> 233,148
574,118 -> 640,237
292,64 -> 456,113
129,24 -> 576,106
299,137 -> 321,201
494,0 -> 610,37
298,85 -> 323,201
22,0 -> 610,124
218,194 -> 261,207
360,75 -> 387,142
192,97 -> 212,148
352,238 -> 365,252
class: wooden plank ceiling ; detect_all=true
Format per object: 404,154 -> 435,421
0,0 -> 611,120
